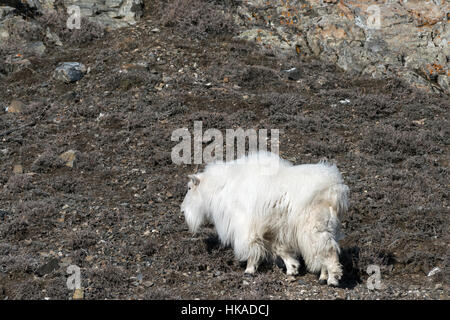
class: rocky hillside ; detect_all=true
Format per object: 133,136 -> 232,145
1,0 -> 448,93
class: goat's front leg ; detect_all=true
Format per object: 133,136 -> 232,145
243,239 -> 265,276
244,256 -> 258,276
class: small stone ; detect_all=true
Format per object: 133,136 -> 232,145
434,283 -> 443,290
26,41 -> 46,56
13,164 -> 23,174
0,6 -> 15,19
121,61 -> 149,72
143,281 -> 154,288
151,28 -> 160,33
36,258 -> 59,277
73,288 -> 84,300
242,280 -> 249,285
0,209 -> 9,221
46,27 -> 63,46
412,119 -> 426,125
7,100 -> 24,113
281,67 -> 301,81
105,0 -> 123,8
427,267 -> 441,277
0,24 -> 9,41
53,62 -> 87,83
59,150 -> 77,168
286,276 -> 296,282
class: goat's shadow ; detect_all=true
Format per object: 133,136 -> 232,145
203,234 -> 362,289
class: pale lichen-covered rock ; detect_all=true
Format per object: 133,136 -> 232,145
60,0 -> 143,29
7,100 -> 25,113
0,6 -> 16,19
234,0 -> 450,94
0,23 -> 9,42
59,150 -> 77,168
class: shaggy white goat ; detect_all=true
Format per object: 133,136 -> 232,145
181,151 -> 349,286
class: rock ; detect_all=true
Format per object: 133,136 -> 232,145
105,0 -> 123,8
408,284 -> 420,291
3,57 -> 32,75
286,276 -> 296,282
437,75 -> 449,93
0,6 -> 16,19
117,0 -> 143,24
59,150 -> 77,168
434,283 -> 443,290
89,14 -> 129,29
121,61 -> 149,72
7,100 -> 25,113
427,267 -> 441,277
24,0 -> 56,13
281,67 -> 301,81
53,62 -> 86,83
36,258 -> 59,277
13,164 -> 23,174
46,27 -> 62,46
0,209 -> 9,221
26,41 -> 46,56
298,280 -> 306,286
0,24 -> 9,41
73,288 -> 84,300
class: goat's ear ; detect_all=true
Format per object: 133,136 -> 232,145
188,174 -> 201,186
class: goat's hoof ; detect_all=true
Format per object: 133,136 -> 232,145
327,280 -> 340,287
318,279 -> 327,285
244,272 -> 255,278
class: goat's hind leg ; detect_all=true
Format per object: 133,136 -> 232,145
318,266 -> 328,285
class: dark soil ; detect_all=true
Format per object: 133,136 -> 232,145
0,4 -> 448,300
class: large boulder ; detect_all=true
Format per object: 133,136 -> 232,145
3,0 -> 144,29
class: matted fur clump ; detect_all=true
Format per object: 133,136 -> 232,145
181,151 -> 349,286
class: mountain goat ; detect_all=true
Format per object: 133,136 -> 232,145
181,151 -> 349,286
